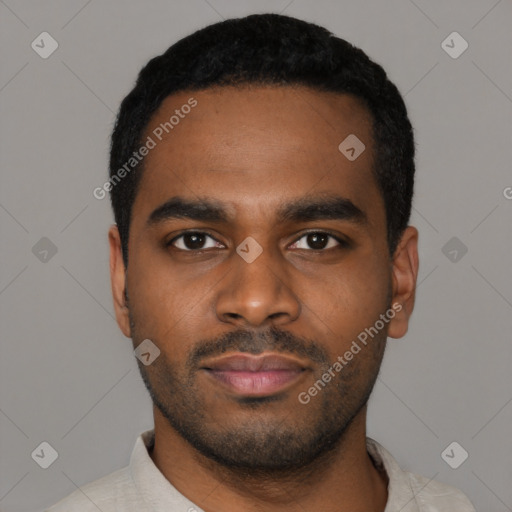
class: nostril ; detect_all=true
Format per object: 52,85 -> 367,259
226,313 -> 243,320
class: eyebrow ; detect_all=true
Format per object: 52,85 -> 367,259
146,194 -> 367,227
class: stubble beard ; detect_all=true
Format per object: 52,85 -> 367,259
129,313 -> 387,476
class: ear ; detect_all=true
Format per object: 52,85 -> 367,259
387,226 -> 419,339
108,225 -> 131,338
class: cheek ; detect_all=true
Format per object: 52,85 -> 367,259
126,254 -> 208,354
309,254 -> 390,346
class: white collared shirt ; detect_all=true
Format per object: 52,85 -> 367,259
46,429 -> 476,511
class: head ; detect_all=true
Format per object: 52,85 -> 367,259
108,13 -> 418,472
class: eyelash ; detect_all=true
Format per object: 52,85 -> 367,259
166,230 -> 349,252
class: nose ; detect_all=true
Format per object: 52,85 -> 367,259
215,242 -> 301,328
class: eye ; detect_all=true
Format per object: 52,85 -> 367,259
167,231 -> 224,251
289,231 -> 347,251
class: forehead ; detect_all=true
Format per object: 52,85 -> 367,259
131,85 -> 384,231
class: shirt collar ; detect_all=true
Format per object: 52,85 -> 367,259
129,429 -> 201,510
130,429 -> 419,512
366,437 -> 420,511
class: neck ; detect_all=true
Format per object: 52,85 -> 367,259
149,405 -> 388,512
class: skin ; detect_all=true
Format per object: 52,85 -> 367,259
108,85 -> 419,512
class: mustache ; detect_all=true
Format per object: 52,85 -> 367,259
188,325 -> 330,370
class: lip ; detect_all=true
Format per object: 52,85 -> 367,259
201,353 -> 308,397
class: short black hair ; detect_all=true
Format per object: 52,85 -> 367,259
109,13 -> 415,267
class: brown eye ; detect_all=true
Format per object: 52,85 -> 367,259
289,232 -> 347,251
168,232 -> 223,251
307,233 -> 329,250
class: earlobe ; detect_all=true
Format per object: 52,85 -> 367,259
108,225 -> 131,338
387,226 -> 419,339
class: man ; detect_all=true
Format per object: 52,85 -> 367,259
47,13 -> 476,512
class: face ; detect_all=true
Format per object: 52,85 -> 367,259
109,85 -> 418,471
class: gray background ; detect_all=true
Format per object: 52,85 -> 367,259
1,0 -> 511,511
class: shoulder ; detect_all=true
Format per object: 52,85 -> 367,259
366,437 -> 476,512
406,471 -> 477,511
45,465 -> 144,512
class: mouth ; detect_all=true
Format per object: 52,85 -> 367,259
200,353 -> 309,397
